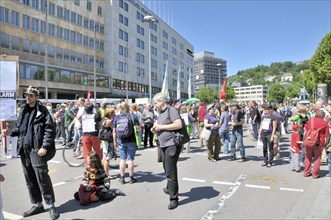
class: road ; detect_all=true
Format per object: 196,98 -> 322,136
0,124 -> 330,219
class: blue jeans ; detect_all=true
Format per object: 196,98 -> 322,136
300,143 -> 305,164
73,127 -> 82,148
219,128 -> 230,153
118,141 -> 137,161
252,122 -> 259,140
230,127 -> 245,159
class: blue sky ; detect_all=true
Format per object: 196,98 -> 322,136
142,0 -> 331,76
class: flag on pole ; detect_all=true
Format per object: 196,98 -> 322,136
219,79 -> 227,100
188,68 -> 192,98
176,64 -> 181,100
87,89 -> 92,102
161,60 -> 169,97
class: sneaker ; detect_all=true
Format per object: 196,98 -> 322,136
267,163 -> 272,168
261,162 -> 268,166
237,158 -> 247,163
48,207 -> 60,220
129,177 -> 137,184
227,157 -> 236,161
168,200 -> 179,210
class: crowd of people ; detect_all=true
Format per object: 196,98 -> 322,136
1,87 -> 331,217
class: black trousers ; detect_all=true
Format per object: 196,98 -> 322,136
161,145 -> 181,201
20,148 -> 56,205
144,124 -> 154,147
261,133 -> 274,163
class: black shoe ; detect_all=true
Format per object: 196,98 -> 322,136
227,157 -> 236,161
23,206 -> 45,217
129,176 -> 137,184
237,158 -> 246,163
74,192 -> 79,200
163,188 -> 169,195
168,200 -> 178,210
119,178 -> 126,184
261,162 -> 268,166
114,189 -> 126,196
49,207 -> 60,220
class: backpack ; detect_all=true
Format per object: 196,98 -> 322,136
115,113 -> 133,139
303,118 -> 325,147
299,114 -> 309,140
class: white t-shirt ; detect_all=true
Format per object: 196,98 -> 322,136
74,106 -> 85,128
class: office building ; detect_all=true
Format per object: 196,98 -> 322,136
233,85 -> 268,104
0,0 -> 194,100
193,51 -> 227,94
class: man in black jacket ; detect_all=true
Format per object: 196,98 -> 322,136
1,86 -> 60,220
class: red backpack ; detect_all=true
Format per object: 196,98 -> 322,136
303,118 -> 326,147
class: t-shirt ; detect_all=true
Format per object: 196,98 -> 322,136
219,111 -> 231,132
156,106 -> 181,148
232,110 -> 244,129
261,114 -> 276,134
204,113 -> 220,132
198,107 -> 207,123
250,107 -> 260,122
290,131 -> 301,153
74,106 -> 85,128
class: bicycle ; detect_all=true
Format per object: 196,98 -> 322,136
62,137 -> 84,167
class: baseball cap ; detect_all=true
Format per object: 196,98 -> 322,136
24,86 -> 40,96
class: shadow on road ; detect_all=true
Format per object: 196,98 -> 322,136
179,186 -> 220,205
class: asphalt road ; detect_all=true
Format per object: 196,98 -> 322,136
0,124 -> 330,220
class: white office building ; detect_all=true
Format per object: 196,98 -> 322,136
234,85 -> 268,104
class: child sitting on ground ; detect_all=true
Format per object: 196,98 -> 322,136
74,151 -> 125,205
290,124 -> 302,172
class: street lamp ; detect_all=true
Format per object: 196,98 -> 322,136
216,63 -> 222,91
144,15 -> 157,103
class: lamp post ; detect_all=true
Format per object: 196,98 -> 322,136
44,0 -> 48,101
144,15 -> 157,103
93,24 -> 97,105
216,63 -> 222,91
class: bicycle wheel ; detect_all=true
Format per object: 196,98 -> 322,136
62,143 -> 85,167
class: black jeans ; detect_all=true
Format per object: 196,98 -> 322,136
161,145 -> 182,201
20,148 -> 56,205
144,124 -> 154,147
261,132 -> 274,163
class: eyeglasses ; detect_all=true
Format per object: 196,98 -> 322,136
24,94 -> 35,98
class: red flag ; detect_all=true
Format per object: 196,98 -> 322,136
219,79 -> 227,100
87,89 -> 91,102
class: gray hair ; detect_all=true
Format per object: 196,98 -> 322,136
153,92 -> 170,103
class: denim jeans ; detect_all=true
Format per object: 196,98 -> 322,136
230,127 -> 245,159
252,121 -> 259,140
73,127 -> 82,147
328,153 -> 331,174
300,143 -> 305,164
219,128 -> 230,153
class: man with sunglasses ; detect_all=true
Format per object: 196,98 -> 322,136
1,86 -> 60,220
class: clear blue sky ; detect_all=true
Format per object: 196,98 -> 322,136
142,0 -> 331,76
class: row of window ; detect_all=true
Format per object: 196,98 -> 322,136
0,33 -> 104,68
19,62 -> 109,88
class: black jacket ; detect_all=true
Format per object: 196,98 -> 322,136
11,101 -> 56,160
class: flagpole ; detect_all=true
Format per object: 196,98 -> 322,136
93,24 -> 97,105
188,68 -> 192,98
177,64 -> 181,100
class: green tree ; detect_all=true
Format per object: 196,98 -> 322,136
304,32 -> 331,96
226,85 -> 235,101
194,87 -> 218,103
267,83 -> 286,103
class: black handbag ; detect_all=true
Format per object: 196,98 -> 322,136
172,118 -> 190,147
98,126 -> 113,142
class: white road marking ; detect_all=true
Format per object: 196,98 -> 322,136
245,184 -> 271,190
201,174 -> 246,220
48,160 -> 62,163
212,181 -> 237,186
3,211 -> 22,219
53,181 -> 67,187
182,177 -> 206,183
280,187 -> 304,192
53,175 -> 83,187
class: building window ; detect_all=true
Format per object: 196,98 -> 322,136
84,35 -> 88,46
64,9 -> 70,21
11,11 -> 20,26
0,33 -> 9,49
71,31 -> 76,43
56,47 -> 62,60
71,51 -> 76,63
76,52 -> 82,63
57,26 -> 63,39
64,49 -> 69,61
48,2 -> 55,15
32,0 -> 39,9
77,33 -> 82,45
89,20 -> 94,30
77,14 -> 82,26
0,7 -> 9,23
118,61 -> 123,72
74,0 -> 80,6
23,15 -> 30,29
40,20 -> 46,34
64,29 -> 70,41
97,6 -> 102,16
87,0 -> 92,11
71,11 -> 76,23
57,6 -> 63,18
11,36 -> 20,51
48,45 -> 54,58
23,0 -> 30,6
48,23 -> 55,37
40,0 -> 46,12
89,38 -> 94,48
23,39 -> 30,53
31,18 -> 39,32
100,41 -> 104,51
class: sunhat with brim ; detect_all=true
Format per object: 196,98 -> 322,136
24,86 -> 40,96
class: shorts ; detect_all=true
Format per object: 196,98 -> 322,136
118,141 -> 136,161
273,132 -> 280,145
102,140 -> 114,160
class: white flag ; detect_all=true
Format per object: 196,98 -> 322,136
188,68 -> 192,98
161,60 -> 169,97
177,64 -> 181,100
